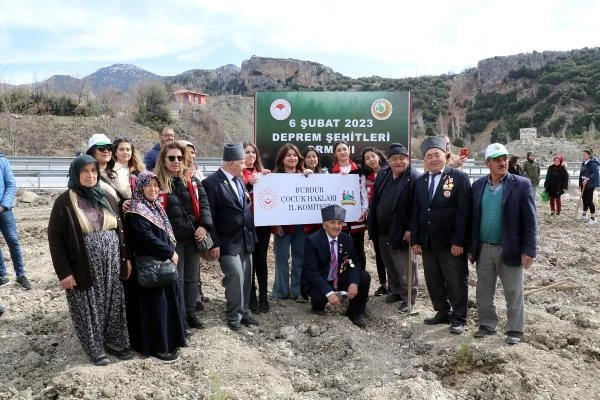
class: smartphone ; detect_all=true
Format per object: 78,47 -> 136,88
459,147 -> 469,158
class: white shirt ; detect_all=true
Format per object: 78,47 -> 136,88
220,167 -> 244,200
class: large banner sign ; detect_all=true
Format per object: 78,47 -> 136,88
255,91 -> 410,170
253,173 -> 361,226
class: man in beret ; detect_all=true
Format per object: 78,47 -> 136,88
410,136 -> 471,334
301,204 -> 371,328
368,143 -> 420,311
470,143 -> 536,345
202,143 -> 258,331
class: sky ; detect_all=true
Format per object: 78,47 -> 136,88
1,0 -> 599,85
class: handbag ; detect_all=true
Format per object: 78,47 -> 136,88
196,231 -> 214,253
135,256 -> 178,288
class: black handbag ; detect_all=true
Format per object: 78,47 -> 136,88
196,232 -> 214,253
135,256 -> 178,288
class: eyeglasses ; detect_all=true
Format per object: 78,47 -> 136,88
166,155 -> 183,162
96,145 -> 112,152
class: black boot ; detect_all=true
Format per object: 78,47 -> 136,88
249,291 -> 259,314
259,292 -> 270,312
187,311 -> 206,329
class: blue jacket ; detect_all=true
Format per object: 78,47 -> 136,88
0,154 -> 17,210
470,173 -> 537,267
579,158 -> 600,189
143,143 -> 161,171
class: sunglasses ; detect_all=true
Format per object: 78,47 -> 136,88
166,155 -> 184,162
96,145 -> 113,152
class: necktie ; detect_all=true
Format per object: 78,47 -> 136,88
233,177 -> 245,206
329,239 -> 338,290
428,172 -> 440,202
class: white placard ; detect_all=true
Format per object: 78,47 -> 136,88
253,173 -> 361,226
519,127 -> 537,140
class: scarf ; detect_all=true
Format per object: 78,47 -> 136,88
68,155 -> 113,212
127,171 -> 176,245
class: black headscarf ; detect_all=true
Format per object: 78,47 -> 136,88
68,155 -> 113,211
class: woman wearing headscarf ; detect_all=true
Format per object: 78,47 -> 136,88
543,154 -> 569,216
48,155 -> 131,366
125,171 -> 185,362
155,141 -> 213,332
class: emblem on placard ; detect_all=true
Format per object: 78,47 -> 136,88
371,98 -> 393,120
340,190 -> 356,206
256,188 -> 278,210
270,99 -> 292,121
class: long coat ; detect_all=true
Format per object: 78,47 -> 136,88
544,165 -> 569,197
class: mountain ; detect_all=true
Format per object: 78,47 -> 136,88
2,48 -> 600,158
86,64 -> 161,92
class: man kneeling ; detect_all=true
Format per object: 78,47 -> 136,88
300,204 -> 371,328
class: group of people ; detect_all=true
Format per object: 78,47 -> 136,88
44,126 -> 543,366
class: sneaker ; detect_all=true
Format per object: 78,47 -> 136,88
505,335 -> 521,345
373,285 -> 388,296
397,302 -> 410,313
549,211 -> 555,216
16,275 -> 32,290
449,323 -> 465,335
556,211 -> 561,215
588,218 -> 597,225
92,355 -> 110,366
580,213 -> 588,220
295,295 -> 308,303
473,326 -> 496,338
0,276 -> 9,287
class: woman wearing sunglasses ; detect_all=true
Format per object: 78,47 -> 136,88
154,141 -> 213,335
86,134 -> 119,201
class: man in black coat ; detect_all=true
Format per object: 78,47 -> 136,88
368,143 -> 420,312
301,204 -> 371,328
202,143 -> 258,331
411,136 -> 471,334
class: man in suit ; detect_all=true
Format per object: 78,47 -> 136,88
411,136 -> 471,334
368,143 -> 419,311
202,143 -> 258,331
470,143 -> 536,345
301,204 -> 371,328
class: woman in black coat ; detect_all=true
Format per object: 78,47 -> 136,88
544,154 -> 569,215
125,171 -> 185,362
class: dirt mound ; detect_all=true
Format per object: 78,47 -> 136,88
0,191 -> 599,399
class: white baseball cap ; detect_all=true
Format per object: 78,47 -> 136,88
485,143 -> 509,160
87,133 -> 112,151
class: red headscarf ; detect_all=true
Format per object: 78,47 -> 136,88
553,154 -> 564,166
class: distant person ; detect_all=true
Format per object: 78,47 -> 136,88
0,151 -> 30,290
144,126 -> 175,171
441,135 -> 466,169
411,136 -> 471,335
48,155 -> 131,366
578,148 -> 599,224
521,151 -> 540,188
242,142 -> 271,313
470,143 -> 536,345
300,204 -> 371,328
368,144 -> 419,311
508,156 -> 524,176
202,143 -> 258,331
543,154 -> 569,216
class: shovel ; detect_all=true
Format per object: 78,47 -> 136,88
406,251 -> 420,315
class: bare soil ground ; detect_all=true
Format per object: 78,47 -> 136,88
0,190 -> 599,400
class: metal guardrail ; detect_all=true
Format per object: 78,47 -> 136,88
8,156 -> 583,191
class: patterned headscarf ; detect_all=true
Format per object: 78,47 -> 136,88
68,155 -> 113,212
128,171 -> 176,245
